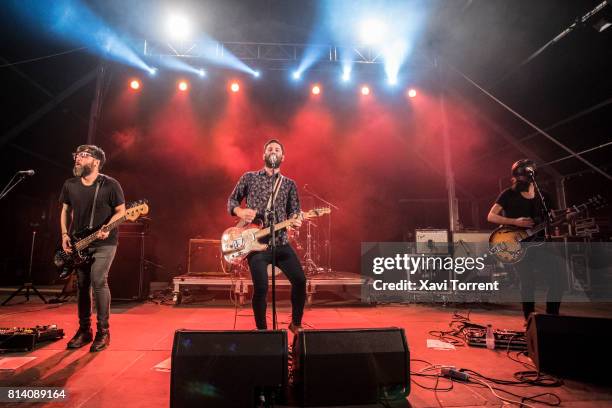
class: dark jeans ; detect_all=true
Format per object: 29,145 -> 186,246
76,245 -> 116,332
514,244 -> 564,320
247,244 -> 306,330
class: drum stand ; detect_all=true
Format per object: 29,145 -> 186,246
302,219 -> 321,275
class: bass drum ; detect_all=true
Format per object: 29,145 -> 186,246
287,229 -> 305,256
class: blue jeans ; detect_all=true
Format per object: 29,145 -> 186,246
76,245 -> 116,332
247,244 -> 306,330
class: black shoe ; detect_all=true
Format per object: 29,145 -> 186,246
67,328 -> 93,349
89,331 -> 110,352
288,322 -> 302,335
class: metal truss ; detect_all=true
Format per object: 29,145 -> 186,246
142,40 -> 434,68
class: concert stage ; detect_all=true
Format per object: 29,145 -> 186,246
1,295 -> 611,408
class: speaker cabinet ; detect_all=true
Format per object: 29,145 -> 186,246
526,313 -> 612,381
109,231 -> 148,301
170,330 -> 288,408
292,327 -> 410,406
187,238 -> 225,274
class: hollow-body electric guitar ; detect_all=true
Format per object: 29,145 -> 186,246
221,208 -> 331,264
53,200 -> 149,278
488,195 -> 606,264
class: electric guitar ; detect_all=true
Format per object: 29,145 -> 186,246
221,208 -> 331,264
489,195 -> 606,264
54,200 -> 149,279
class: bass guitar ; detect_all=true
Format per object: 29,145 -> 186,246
54,200 -> 149,278
221,208 -> 331,264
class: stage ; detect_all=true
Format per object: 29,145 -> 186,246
172,271 -> 366,305
1,293 -> 611,408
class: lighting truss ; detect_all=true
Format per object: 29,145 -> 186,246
142,40 -> 434,69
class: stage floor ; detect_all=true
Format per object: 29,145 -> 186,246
0,295 -> 611,408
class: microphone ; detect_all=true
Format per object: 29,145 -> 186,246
269,154 -> 278,169
303,184 -> 309,190
17,170 -> 35,176
525,166 -> 535,178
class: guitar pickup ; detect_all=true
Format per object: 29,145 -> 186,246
230,238 -> 244,249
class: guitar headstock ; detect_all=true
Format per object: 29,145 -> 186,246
302,207 -> 331,219
570,195 -> 608,215
125,199 -> 150,221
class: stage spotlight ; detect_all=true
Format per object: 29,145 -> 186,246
360,19 -> 386,45
361,86 -> 371,96
129,79 -> 141,91
407,88 -> 417,98
387,76 -> 398,86
198,69 -> 206,78
292,71 -> 301,80
230,82 -> 240,92
253,70 -> 260,78
311,85 -> 321,95
342,67 -> 351,82
178,80 -> 189,91
148,67 -> 158,76
166,14 -> 191,41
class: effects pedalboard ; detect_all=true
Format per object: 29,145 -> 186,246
0,325 -> 65,351
464,327 -> 527,351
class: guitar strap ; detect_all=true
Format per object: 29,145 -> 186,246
88,175 -> 105,229
235,174 -> 284,228
266,175 -> 284,213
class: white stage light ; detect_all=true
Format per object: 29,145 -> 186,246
166,14 -> 191,41
360,19 -> 386,45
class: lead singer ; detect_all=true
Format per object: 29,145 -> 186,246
227,139 -> 306,332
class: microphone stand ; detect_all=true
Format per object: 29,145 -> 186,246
530,172 -> 553,237
0,172 -> 29,201
303,185 -> 339,273
3,222 -> 47,305
266,165 -> 280,330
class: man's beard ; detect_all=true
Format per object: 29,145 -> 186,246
514,180 -> 531,193
73,163 -> 93,177
264,153 -> 282,169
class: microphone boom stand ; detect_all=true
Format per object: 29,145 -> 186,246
530,172 -> 553,234
267,166 -> 280,330
0,173 -> 29,201
1,171 -> 47,305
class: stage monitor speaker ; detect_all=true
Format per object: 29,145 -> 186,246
109,231 -> 148,301
170,330 -> 288,408
526,313 -> 612,382
292,327 -> 410,406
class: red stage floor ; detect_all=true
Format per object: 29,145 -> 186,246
1,295 -> 611,407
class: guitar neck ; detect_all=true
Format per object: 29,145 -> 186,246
254,219 -> 294,240
74,216 -> 126,251
526,223 -> 547,236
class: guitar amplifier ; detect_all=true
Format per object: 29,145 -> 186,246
109,224 -> 149,301
188,239 -> 226,275
416,229 -> 449,254
452,231 -> 491,258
